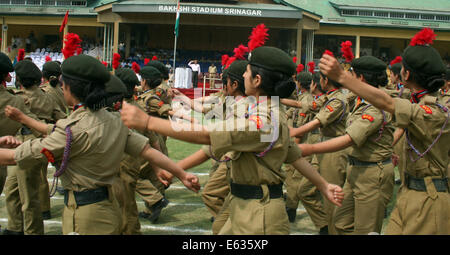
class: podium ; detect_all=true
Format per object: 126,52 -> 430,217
174,67 -> 193,88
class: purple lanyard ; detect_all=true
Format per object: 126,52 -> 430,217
49,126 -> 73,197
361,104 -> 387,142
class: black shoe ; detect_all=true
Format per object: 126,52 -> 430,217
42,211 -> 52,220
210,216 -> 215,223
2,229 -> 24,235
56,186 -> 65,195
319,226 -> 329,235
286,207 -> 297,223
141,198 -> 170,223
395,178 -> 402,185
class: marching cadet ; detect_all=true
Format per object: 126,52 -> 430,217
300,56 -> 396,235
115,67 -> 172,232
438,69 -> 450,179
290,70 -> 350,228
282,71 -> 329,234
173,60 -> 248,223
120,46 -> 344,235
0,54 -> 200,235
318,28 -> 449,235
3,60 -> 65,234
146,60 -> 173,106
40,61 -> 69,114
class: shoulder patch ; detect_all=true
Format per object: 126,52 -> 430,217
326,105 -> 334,112
158,101 -> 164,107
361,114 -> 374,122
248,115 -> 263,130
419,105 -> 433,114
299,113 -> 307,117
156,91 -> 161,97
41,148 -> 55,163
312,101 -> 317,110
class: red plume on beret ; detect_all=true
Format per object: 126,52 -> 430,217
390,56 -> 403,66
225,56 -> 237,69
340,41 -> 354,63
410,28 -> 436,46
144,58 -> 150,65
101,61 -> 108,68
131,62 -> 141,74
18,49 -> 25,61
76,47 -> 82,55
233,44 -> 249,60
296,64 -> 304,74
112,53 -> 121,70
62,33 -> 82,59
307,61 -> 315,74
248,23 -> 269,51
152,56 -> 158,61
293,56 -> 298,64
221,54 -> 230,67
45,55 -> 52,62
323,50 -> 334,57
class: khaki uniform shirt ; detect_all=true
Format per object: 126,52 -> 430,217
0,86 -> 34,136
137,88 -> 172,118
295,91 -> 314,128
17,86 -> 66,123
14,106 -> 149,192
346,99 -> 395,162
156,81 -> 172,105
40,82 -> 68,115
393,93 -> 449,178
314,89 -> 349,138
209,99 -> 303,186
208,66 -> 217,74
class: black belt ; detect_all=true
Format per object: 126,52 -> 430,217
230,182 -> 283,200
348,156 -> 392,167
404,173 -> 448,193
64,187 -> 109,206
20,126 -> 33,135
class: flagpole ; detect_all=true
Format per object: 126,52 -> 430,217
173,0 -> 180,76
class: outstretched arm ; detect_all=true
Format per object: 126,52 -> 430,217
319,55 -> 395,114
0,149 -> 16,165
121,101 -> 210,144
177,149 -> 210,170
299,134 -> 353,157
140,144 -> 200,193
5,105 -> 48,135
281,98 -> 302,108
290,118 -> 321,138
291,157 -> 344,207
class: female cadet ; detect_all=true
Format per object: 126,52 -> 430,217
3,60 -> 65,234
40,61 -> 69,114
318,29 -> 449,235
300,56 -> 396,235
121,46 -> 344,235
0,55 -> 200,235
289,70 -> 350,227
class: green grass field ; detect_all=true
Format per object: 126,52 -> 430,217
0,138 -> 401,235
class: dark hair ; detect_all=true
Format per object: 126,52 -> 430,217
106,93 -> 124,109
249,65 -> 295,98
62,75 -> 108,111
227,75 -> 246,95
312,73 -> 326,93
297,76 -> 311,90
42,70 -> 61,87
402,61 -> 445,93
353,69 -> 388,88
143,78 -> 162,89
319,72 -> 342,88
123,82 -> 136,99
1,72 -> 7,83
16,76 -> 40,89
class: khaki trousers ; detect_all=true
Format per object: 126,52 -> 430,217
332,162 -> 395,235
318,148 -> 348,227
212,193 -> 231,235
0,165 -> 7,195
39,163 -> 51,212
62,189 -> 122,235
201,161 -> 230,218
385,182 -> 450,235
218,188 -> 289,235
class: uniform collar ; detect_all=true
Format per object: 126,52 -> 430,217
326,88 -> 339,96
410,89 -> 428,104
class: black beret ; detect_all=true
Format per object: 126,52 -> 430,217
42,61 -> 61,75
0,52 -> 13,73
296,71 -> 312,85
222,68 -> 229,79
105,74 -> 127,95
140,66 -> 161,81
115,68 -> 139,86
446,68 -> 450,81
248,46 -> 296,76
61,54 -> 110,84
390,63 -> 402,75
226,60 -> 248,81
402,45 -> 446,77
146,60 -> 169,79
14,60 -> 42,81
351,56 -> 387,73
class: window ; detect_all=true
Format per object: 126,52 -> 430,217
390,12 -> 405,19
421,14 -> 435,20
374,12 -> 389,18
0,0 -> 10,4
405,13 -> 419,19
11,0 -> 25,4
342,10 -> 357,16
436,15 -> 450,21
27,0 -> 41,5
71,1 -> 86,6
358,11 -> 373,17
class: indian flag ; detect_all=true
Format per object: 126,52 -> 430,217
174,0 -> 180,37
